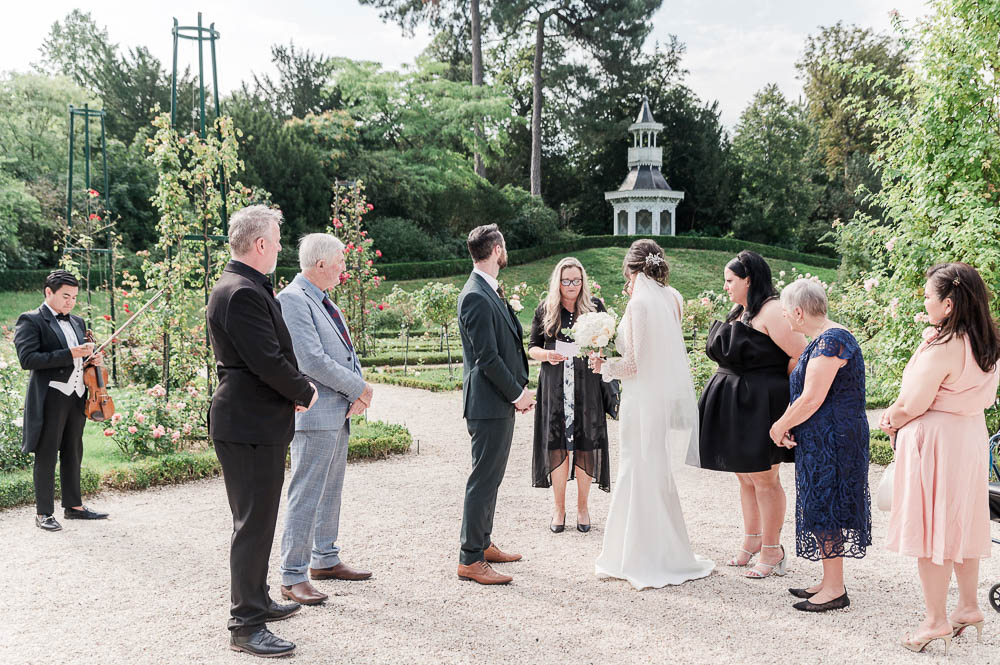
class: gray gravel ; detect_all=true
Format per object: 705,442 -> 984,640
1,384 -> 997,664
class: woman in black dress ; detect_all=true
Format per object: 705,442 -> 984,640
529,257 -> 611,533
695,251 -> 807,578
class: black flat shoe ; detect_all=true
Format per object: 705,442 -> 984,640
64,506 -> 108,520
35,515 -> 62,532
266,599 -> 302,622
793,591 -> 850,612
550,521 -> 565,533
577,522 -> 591,533
789,587 -> 818,599
230,626 -> 296,658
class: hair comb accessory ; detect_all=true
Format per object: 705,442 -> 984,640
645,254 -> 665,267
952,278 -> 961,286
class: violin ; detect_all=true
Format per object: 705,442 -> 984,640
83,330 -> 115,422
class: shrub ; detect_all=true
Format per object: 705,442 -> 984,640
363,217 -> 459,262
0,342 -> 30,472
0,467 -> 100,510
102,450 -> 221,490
869,430 -> 894,466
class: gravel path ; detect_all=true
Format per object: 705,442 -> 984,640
2,384 -> 997,664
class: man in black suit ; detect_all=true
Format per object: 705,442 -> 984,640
14,270 -> 109,532
206,205 -> 318,658
456,224 -> 533,585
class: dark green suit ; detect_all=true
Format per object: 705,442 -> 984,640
457,272 -> 529,564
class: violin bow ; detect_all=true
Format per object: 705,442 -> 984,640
86,289 -> 166,359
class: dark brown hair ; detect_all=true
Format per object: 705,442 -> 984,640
622,239 -> 668,285
925,262 -> 1000,373
467,224 -> 504,262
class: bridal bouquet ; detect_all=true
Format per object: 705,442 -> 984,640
562,310 -> 618,357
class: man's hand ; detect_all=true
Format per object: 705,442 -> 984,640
514,389 -> 535,414
88,351 -> 104,367
358,382 -> 374,407
347,397 -> 367,418
71,343 -> 95,359
296,382 -> 319,413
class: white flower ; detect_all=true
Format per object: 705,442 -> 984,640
13,416 -> 23,427
885,237 -> 897,252
594,335 -> 610,348
779,270 -> 786,278
509,296 -> 524,312
0,360 -> 7,370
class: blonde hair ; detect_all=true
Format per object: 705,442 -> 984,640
543,257 -> 597,337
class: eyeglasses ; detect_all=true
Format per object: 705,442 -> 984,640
560,279 -> 583,286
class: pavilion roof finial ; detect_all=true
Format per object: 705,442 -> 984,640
636,96 -> 656,124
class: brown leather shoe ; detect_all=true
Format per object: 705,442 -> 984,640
457,560 -> 513,585
484,542 -> 522,563
309,562 -> 372,581
280,581 -> 328,606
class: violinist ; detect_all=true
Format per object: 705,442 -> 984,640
13,270 -> 109,532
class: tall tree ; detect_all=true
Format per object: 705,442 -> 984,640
731,84 -> 817,248
244,43 -> 337,119
37,10 -> 196,143
359,0 -> 489,176
796,22 -> 907,182
491,0 -> 661,196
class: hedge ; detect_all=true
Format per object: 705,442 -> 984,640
368,373 -> 462,392
361,352 -> 463,367
1,419 -> 412,509
0,467 -> 101,510
373,235 -> 840,281
870,431 -> 894,466
3,235 -> 839,292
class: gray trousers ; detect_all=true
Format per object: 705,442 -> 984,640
280,426 -> 350,586
459,417 -> 515,565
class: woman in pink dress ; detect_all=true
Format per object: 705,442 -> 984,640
881,262 -> 1000,655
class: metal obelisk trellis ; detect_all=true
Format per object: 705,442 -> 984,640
65,104 -> 118,382
165,12 -> 228,396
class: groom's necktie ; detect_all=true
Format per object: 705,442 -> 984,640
496,283 -> 506,301
321,296 -> 354,351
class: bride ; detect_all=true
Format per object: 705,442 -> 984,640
588,240 -> 714,589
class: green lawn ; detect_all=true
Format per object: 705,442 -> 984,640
1,290 -> 112,330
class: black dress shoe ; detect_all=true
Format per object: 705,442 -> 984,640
577,522 -> 591,533
230,626 -> 296,658
35,515 -> 62,532
789,587 -> 818,599
793,591 -> 850,612
266,599 -> 301,622
64,506 -> 109,520
550,521 -> 565,533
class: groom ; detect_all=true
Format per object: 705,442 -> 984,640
456,224 -> 533,585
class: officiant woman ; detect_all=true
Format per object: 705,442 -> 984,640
529,257 -> 611,534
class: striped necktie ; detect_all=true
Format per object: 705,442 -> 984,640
321,296 -> 354,351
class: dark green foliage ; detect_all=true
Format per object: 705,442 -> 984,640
0,467 -> 100,510
101,451 -> 221,491
362,217 -> 459,262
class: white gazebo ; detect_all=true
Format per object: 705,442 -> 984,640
605,97 -> 684,236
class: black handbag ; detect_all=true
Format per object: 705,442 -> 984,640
601,379 -> 621,420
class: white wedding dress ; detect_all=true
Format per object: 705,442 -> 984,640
595,273 -> 715,589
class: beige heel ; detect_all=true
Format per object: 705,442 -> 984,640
951,620 -> 984,643
901,633 -> 952,655
745,544 -> 786,578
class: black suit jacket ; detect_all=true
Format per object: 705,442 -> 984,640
457,273 -> 529,420
13,305 -> 87,453
207,261 -> 314,446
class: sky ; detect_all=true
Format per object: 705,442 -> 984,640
1,0 -> 931,129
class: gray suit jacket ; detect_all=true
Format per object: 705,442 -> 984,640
277,273 -> 366,432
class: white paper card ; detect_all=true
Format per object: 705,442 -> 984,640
555,340 -> 579,358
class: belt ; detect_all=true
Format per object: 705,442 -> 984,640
715,367 -> 785,377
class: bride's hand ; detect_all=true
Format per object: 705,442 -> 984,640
587,352 -> 604,374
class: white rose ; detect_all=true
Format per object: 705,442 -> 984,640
594,335 -> 610,347
510,298 -> 523,312
13,416 -> 23,427
0,360 -> 7,370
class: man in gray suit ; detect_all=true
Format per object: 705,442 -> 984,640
456,224 -> 533,585
277,233 -> 374,606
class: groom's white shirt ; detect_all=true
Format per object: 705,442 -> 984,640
470,267 -> 525,404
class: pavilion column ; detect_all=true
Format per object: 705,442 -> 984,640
627,206 -> 636,235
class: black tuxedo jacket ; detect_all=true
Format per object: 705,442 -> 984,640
457,272 -> 529,420
13,305 -> 87,453
206,261 -> 314,446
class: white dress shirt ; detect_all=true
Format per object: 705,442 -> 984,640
470,268 -> 526,405
44,303 -> 85,397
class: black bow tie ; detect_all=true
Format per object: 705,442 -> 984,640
55,313 -> 70,321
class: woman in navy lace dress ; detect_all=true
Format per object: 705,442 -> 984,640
768,279 -> 871,613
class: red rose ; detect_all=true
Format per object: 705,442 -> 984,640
367,203 -> 374,210
89,213 -> 101,221
377,304 -> 384,311
103,314 -> 111,321
375,250 -> 382,258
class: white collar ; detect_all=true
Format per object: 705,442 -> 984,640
472,267 -> 499,292
43,303 -> 65,319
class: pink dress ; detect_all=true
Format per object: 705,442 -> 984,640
886,328 -> 1000,564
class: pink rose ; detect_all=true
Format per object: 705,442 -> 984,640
885,237 -> 896,252
136,413 -> 146,424
111,413 -> 123,424
103,428 -> 114,437
128,426 -> 138,434
700,297 -> 711,306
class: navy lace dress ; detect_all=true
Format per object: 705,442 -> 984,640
789,328 -> 872,560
